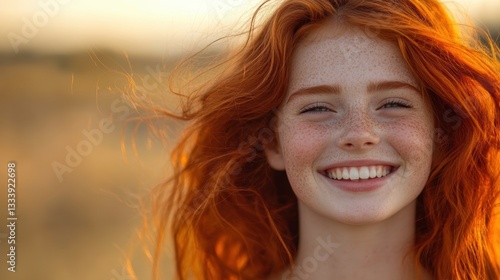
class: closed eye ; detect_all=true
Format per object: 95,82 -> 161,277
380,100 -> 413,109
299,103 -> 333,114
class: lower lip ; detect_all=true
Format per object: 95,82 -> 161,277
321,168 -> 397,193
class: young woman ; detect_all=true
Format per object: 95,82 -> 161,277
146,0 -> 500,279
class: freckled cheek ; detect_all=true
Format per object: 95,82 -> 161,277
279,122 -> 328,201
280,122 -> 330,163
385,119 -> 434,171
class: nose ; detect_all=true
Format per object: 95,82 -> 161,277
337,111 -> 380,151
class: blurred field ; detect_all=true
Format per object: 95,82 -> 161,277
0,20 -> 499,280
0,51 -> 186,280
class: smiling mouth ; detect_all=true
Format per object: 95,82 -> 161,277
323,165 -> 395,181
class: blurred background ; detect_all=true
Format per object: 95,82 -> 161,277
0,0 -> 498,279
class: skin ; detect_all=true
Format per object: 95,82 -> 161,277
265,20 -> 434,280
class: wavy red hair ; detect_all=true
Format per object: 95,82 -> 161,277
142,0 -> 500,279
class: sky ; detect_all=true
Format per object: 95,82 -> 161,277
0,0 -> 498,56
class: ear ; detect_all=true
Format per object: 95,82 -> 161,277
264,141 -> 285,171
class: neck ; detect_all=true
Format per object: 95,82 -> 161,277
278,201 -> 430,280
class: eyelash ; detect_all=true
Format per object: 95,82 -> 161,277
381,100 -> 413,109
299,103 -> 331,113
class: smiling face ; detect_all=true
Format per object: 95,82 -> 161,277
265,21 -> 435,225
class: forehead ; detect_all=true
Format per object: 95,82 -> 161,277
288,20 -> 418,94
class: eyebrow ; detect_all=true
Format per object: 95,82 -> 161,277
286,84 -> 340,104
367,81 -> 419,93
286,81 -> 419,104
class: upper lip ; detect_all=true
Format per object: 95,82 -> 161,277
321,160 -> 398,170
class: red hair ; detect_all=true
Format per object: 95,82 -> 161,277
141,0 -> 500,279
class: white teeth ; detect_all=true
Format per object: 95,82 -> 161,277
349,167 -> 359,180
342,168 -> 349,180
369,166 -> 377,178
325,165 -> 393,181
336,168 -> 342,180
359,166 -> 369,179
